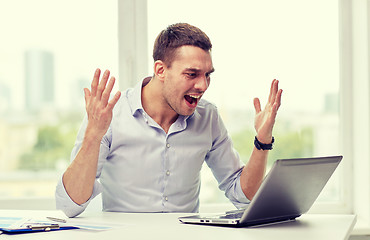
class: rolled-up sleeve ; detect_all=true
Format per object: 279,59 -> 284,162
55,176 -> 102,217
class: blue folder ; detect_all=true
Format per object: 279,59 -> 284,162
0,217 -> 78,234
0,225 -> 78,234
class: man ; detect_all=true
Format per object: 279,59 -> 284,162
56,23 -> 282,217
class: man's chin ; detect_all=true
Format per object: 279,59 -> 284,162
178,108 -> 196,116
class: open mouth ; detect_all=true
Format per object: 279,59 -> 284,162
184,94 -> 201,108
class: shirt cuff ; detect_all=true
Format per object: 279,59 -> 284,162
227,170 -> 251,209
55,175 -> 101,218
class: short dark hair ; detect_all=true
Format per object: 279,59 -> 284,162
153,23 -> 212,67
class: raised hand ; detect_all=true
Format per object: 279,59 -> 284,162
253,79 -> 283,144
84,68 -> 121,140
62,69 -> 121,206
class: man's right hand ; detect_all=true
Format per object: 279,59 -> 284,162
84,68 -> 121,141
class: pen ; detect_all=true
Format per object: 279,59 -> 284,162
47,217 -> 67,223
27,224 -> 60,231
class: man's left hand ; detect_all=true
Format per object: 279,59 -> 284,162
253,79 -> 283,144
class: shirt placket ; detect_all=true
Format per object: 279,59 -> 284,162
162,138 -> 171,208
161,117 -> 187,210
140,110 -> 169,209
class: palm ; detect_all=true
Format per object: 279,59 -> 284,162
253,80 -> 282,143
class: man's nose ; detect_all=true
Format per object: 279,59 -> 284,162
195,75 -> 209,91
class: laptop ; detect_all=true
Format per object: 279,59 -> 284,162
179,155 -> 342,227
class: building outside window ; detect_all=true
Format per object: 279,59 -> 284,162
0,0 -> 118,201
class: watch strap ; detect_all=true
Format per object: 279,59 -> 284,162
254,136 -> 274,150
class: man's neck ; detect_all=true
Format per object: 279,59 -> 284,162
141,77 -> 178,133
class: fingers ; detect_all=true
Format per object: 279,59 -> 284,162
83,88 -> 91,107
253,98 -> 261,113
91,68 -> 101,97
89,68 -> 116,101
107,91 -> 122,111
90,68 -> 111,100
256,79 -> 283,113
268,79 -> 278,104
275,89 -> 283,109
96,70 -> 110,99
101,76 -> 116,104
268,89 -> 283,124
268,79 -> 283,112
268,79 -> 274,103
87,68 -> 120,110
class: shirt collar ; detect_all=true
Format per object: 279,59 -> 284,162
128,77 -> 151,116
127,77 -> 194,122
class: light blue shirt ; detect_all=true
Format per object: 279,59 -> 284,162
56,77 -> 250,217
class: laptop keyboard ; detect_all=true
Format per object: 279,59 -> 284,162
219,209 -> 246,219
220,212 -> 244,219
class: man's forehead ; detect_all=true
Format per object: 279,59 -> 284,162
174,45 -> 212,59
168,46 -> 213,72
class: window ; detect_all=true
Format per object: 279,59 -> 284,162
147,0 -> 343,208
1,0 -> 367,232
0,0 -> 118,203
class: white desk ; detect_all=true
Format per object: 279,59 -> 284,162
0,210 -> 356,240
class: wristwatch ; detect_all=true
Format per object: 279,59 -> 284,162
254,136 -> 274,150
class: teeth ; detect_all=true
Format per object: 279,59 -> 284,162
189,95 -> 201,99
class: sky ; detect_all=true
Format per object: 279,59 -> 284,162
0,0 -> 339,114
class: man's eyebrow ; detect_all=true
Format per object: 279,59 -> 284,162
184,68 -> 201,72
184,68 -> 215,74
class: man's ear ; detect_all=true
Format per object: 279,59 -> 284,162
154,60 -> 166,82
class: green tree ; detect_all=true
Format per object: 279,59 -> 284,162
19,123 -> 78,170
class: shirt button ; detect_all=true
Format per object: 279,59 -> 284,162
166,170 -> 170,176
165,196 -> 168,201
166,143 -> 170,148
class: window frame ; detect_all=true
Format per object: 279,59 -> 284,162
340,0 -> 370,235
